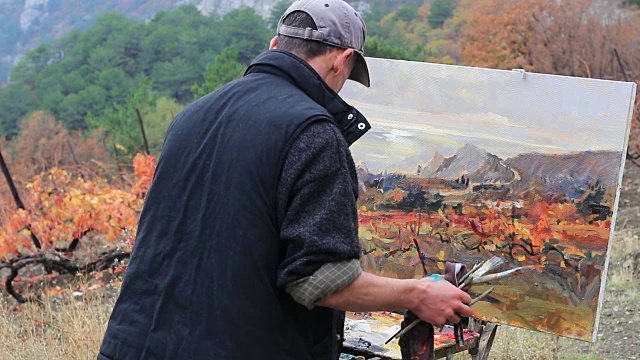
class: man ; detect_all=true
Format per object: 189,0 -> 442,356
98,1 -> 472,359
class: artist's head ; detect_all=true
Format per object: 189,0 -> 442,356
270,0 -> 370,92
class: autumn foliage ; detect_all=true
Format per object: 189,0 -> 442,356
11,111 -> 112,179
459,0 -> 640,78
0,162 -> 150,258
0,113 -> 156,302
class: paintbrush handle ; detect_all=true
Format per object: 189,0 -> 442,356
457,262 -> 480,285
471,265 -> 534,284
385,318 -> 422,344
468,287 -> 495,306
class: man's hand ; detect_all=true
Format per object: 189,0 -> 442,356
406,277 -> 473,327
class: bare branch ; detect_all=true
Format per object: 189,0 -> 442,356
1,249 -> 131,303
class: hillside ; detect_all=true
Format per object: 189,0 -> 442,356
2,0 -> 174,83
0,0 -> 378,85
0,4 -> 281,141
0,0 -> 435,140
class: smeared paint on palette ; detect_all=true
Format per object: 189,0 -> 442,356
343,312 -> 479,359
341,58 -> 637,341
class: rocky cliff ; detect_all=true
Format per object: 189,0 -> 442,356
20,0 -> 50,31
193,0 -> 280,17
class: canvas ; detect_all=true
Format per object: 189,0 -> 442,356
340,58 -> 637,341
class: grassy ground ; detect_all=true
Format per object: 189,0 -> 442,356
0,285 -> 117,359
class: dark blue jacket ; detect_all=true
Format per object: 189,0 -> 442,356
99,50 -> 370,359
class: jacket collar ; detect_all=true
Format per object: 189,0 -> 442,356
245,50 -> 370,146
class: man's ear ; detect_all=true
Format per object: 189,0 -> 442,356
269,36 -> 278,50
333,48 -> 355,75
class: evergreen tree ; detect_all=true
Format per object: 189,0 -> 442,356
221,7 -> 271,64
86,79 -> 157,154
192,47 -> 245,99
268,0 -> 295,29
0,84 -> 32,138
395,3 -> 419,23
428,0 -> 457,28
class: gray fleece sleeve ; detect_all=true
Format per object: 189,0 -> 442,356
276,120 -> 362,294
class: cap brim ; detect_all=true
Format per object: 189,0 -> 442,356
349,53 -> 370,88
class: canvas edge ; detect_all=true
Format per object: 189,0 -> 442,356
592,82 -> 638,342
363,56 -> 635,86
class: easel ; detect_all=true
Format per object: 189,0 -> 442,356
342,312 -> 499,360
464,319 -> 499,360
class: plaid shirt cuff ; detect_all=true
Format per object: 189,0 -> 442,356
285,259 -> 362,310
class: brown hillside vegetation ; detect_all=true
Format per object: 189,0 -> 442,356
11,111 -> 112,180
459,0 -> 640,79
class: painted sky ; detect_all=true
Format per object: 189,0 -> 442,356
340,58 -> 636,174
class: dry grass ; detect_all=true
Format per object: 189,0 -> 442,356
0,283 -> 117,360
487,327 -> 600,360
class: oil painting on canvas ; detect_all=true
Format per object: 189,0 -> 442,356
340,58 -> 637,341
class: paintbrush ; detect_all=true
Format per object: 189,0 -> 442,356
385,316 -> 421,344
468,287 -> 495,306
471,265 -> 535,285
468,256 -> 504,278
385,287 -> 496,344
456,260 -> 484,286
458,256 -> 504,289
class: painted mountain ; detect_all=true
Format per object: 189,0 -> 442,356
429,143 -> 516,184
419,151 -> 444,178
359,143 -> 622,200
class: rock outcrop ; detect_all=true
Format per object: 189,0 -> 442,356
20,0 -> 49,31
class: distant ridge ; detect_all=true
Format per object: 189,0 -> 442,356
359,144 -> 624,198
506,150 -> 622,190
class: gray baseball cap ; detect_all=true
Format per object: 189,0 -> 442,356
277,0 -> 370,87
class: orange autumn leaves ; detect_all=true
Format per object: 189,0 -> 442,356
0,153 -> 156,259
459,0 -> 640,79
